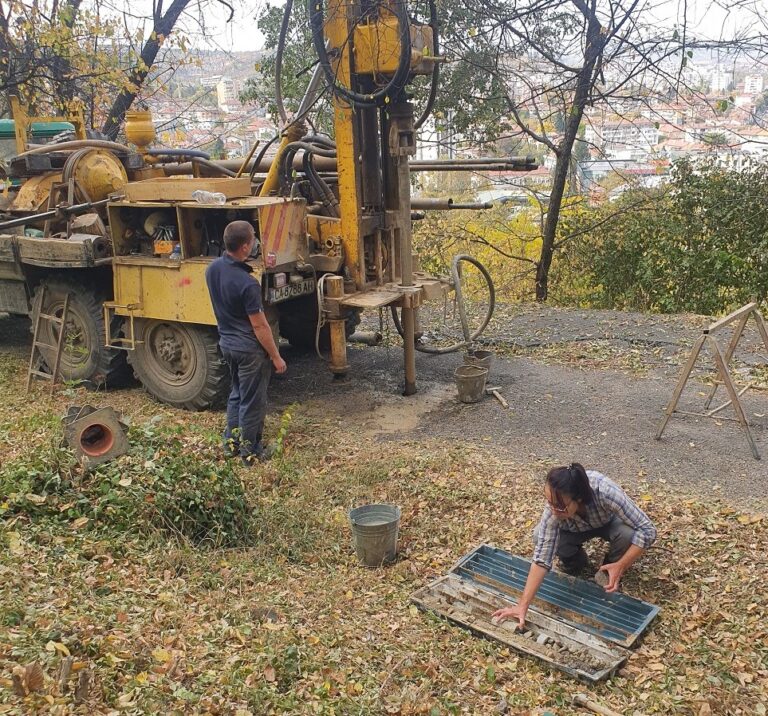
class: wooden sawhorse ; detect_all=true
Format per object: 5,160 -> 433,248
656,302 -> 768,460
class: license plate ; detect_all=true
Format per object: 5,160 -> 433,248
267,277 -> 316,304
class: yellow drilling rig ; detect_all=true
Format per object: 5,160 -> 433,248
0,0 -> 536,408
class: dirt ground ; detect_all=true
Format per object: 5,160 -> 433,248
278,307 -> 768,510
2,304 -> 767,510
2,306 -> 768,715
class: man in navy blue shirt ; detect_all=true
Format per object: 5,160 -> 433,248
205,220 -> 287,464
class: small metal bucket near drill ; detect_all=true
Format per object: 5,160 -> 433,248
464,349 -> 493,371
454,364 -> 488,403
349,504 -> 401,567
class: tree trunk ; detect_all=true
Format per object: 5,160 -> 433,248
535,7 -> 603,302
51,0 -> 83,108
100,0 -> 190,139
0,4 -> 14,112
536,113 -> 584,302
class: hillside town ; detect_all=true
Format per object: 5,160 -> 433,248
145,49 -> 768,204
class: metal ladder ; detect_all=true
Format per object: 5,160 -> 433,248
26,285 -> 70,394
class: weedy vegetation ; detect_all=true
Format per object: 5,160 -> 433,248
0,349 -> 766,715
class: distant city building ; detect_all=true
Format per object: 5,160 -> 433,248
200,75 -> 222,88
216,78 -> 241,110
474,167 -> 552,205
710,67 -> 733,94
584,120 -> 660,160
744,75 -> 764,95
576,159 -> 668,193
640,104 -> 684,125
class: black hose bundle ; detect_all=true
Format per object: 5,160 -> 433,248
308,0 -> 412,107
278,140 -> 337,194
302,151 -> 340,217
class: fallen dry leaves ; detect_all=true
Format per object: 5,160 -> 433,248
0,348 -> 767,715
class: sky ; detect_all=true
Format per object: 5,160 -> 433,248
127,0 -> 765,54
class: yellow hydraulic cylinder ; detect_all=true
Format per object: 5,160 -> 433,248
259,123 -> 305,197
325,0 -> 365,288
334,103 -> 364,288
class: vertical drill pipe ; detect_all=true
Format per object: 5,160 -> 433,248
325,275 -> 349,375
295,62 -> 325,120
402,302 -> 417,395
386,102 -> 418,395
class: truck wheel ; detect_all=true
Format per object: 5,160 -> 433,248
31,278 -> 130,388
278,295 -> 361,350
128,319 -> 229,410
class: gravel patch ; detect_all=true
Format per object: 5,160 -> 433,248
3,305 -> 767,510
271,341 -> 768,510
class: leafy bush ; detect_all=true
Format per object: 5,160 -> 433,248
413,202 -> 544,302
0,419 -> 255,547
553,158 -> 768,314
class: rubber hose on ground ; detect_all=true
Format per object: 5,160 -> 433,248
390,255 -> 495,354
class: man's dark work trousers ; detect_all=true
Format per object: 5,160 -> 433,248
221,348 -> 272,457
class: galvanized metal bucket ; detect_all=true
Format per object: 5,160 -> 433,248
454,364 -> 488,403
349,504 -> 401,567
464,349 -> 493,371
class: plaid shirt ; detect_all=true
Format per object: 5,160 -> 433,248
532,471 -> 657,570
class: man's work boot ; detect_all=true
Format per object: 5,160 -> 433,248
223,440 -> 240,459
241,443 -> 277,467
558,549 -> 590,576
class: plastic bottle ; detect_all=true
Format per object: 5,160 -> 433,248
191,189 -> 226,205
169,243 -> 181,261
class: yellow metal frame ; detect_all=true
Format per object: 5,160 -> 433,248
9,96 -> 86,155
353,16 -> 434,75
326,0 -> 365,288
103,302 -> 143,350
322,3 -> 433,291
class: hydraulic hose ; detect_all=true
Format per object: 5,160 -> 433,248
414,0 -> 439,130
281,141 -> 337,158
279,141 -> 337,193
249,134 -> 280,183
147,148 -> 211,160
15,139 -> 131,157
275,0 -> 293,126
303,151 -> 339,217
301,133 -> 336,149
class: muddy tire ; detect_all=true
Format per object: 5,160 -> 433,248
128,319 -> 229,410
31,277 -> 130,388
278,295 -> 361,350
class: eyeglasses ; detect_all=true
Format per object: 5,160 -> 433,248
545,490 -> 572,514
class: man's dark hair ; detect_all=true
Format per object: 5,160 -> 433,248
546,462 -> 594,505
223,221 -> 255,253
